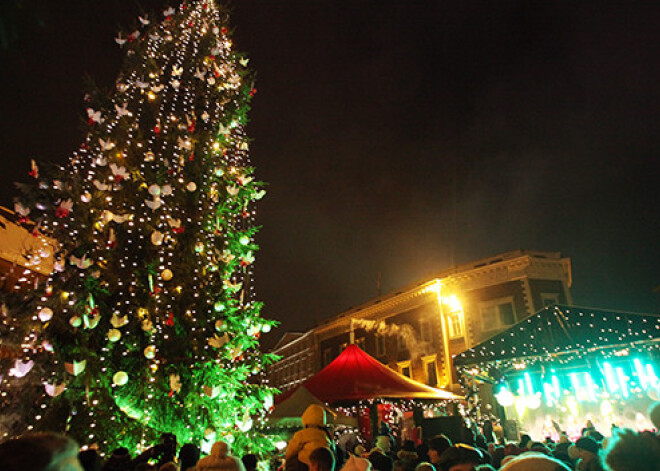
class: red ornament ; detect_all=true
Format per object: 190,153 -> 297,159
249,88 -> 257,97
168,389 -> 175,398
203,3 -> 208,9
55,206 -> 70,218
221,27 -> 228,34
188,21 -> 194,27
241,210 -> 249,218
189,152 -> 195,162
154,124 -> 161,135
166,313 -> 175,326
187,119 -> 196,132
172,227 -> 185,234
209,55 -> 215,61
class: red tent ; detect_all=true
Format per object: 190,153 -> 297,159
299,344 -> 460,403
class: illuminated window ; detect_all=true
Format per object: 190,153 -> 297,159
375,334 -> 386,356
481,298 -> 516,331
446,311 -> 464,339
355,337 -> 366,350
397,334 -> 407,351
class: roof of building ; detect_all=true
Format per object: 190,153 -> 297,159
454,304 -> 660,369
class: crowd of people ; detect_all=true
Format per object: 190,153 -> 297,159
1,404 -> 660,471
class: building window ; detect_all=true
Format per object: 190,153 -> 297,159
481,298 -> 516,332
540,293 -> 559,307
419,318 -> 433,343
323,348 -> 333,367
355,337 -> 366,350
446,311 -> 464,339
422,355 -> 438,386
398,361 -> 412,378
340,341 -> 348,352
375,334 -> 386,356
397,334 -> 407,351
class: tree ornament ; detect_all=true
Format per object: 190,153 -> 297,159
107,329 -> 122,342
145,151 -> 155,162
151,230 -> 164,246
110,313 -> 128,328
65,360 -> 86,376
262,323 -> 272,333
38,307 -> 53,322
55,199 -> 74,218
81,192 -> 92,203
144,345 -> 156,359
203,385 -> 221,398
142,318 -> 154,332
239,235 -> 250,246
9,359 -> 34,378
148,184 -> 161,196
69,316 -> 82,328
186,182 -> 197,192
169,374 -> 182,396
44,382 -> 66,397
161,184 -> 173,196
113,371 -> 129,386
214,303 -> 225,314
161,269 -> 173,281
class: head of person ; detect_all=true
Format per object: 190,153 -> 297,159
341,454 -> 372,471
571,436 -> 600,462
602,429 -> 660,471
303,405 -> 327,428
0,432 -> 84,471
427,435 -> 452,465
310,447 -> 335,471
499,453 -> 570,471
158,463 -> 177,471
179,443 -> 201,470
242,453 -> 258,471
415,462 -> 436,471
78,449 -> 101,471
196,440 -> 245,471
376,436 -> 392,455
436,444 -> 483,471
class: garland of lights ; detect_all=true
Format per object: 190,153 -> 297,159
0,0 -> 279,456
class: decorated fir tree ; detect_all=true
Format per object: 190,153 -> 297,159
0,0 -> 278,454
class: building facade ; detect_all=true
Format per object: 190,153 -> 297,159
267,330 -> 317,392
268,250 -> 572,393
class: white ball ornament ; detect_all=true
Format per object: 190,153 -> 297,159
81,192 -> 92,203
148,184 -> 161,196
38,307 -> 53,322
161,185 -> 173,196
108,329 -> 122,342
113,371 -> 129,386
186,182 -> 197,192
262,324 -> 272,333
161,269 -> 173,281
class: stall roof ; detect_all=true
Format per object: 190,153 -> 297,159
299,344 -> 460,403
454,305 -> 660,368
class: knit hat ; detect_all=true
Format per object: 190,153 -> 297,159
500,453 -> 571,471
103,447 -> 132,471
341,455 -> 373,471
575,437 -> 600,455
196,441 -> 246,471
428,435 -> 452,455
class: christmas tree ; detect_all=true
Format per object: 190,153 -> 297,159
0,0 -> 278,454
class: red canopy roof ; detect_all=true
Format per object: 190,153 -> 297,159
299,344 -> 460,403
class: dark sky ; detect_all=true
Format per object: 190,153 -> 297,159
1,1 -> 659,347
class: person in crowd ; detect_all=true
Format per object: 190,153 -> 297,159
518,435 -> 532,450
436,444 -> 483,471
571,436 -> 604,471
180,443 -> 201,471
340,453 -> 372,471
79,448 -> 102,471
310,447 -> 336,471
601,429 -> 660,471
368,440 -> 394,471
0,432 -> 84,471
397,440 -> 419,471
427,435 -> 452,468
242,453 -> 259,471
481,420 -> 494,444
158,463 -> 178,471
285,405 -> 333,471
474,465 -> 495,471
499,453 -> 571,471
197,440 -> 246,471
414,462 -> 436,471
102,446 -> 132,471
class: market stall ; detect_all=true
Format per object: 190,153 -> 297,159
454,305 -> 660,440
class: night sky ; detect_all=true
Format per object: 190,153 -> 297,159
1,1 -> 659,347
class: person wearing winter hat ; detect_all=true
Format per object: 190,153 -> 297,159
0,432 -> 84,471
286,405 -> 334,471
179,443 -> 201,471
340,453 -> 372,471
427,435 -> 452,467
197,440 -> 246,471
570,437 -> 603,471
499,452 -> 571,471
368,446 -> 394,471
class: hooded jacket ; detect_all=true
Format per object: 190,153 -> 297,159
285,405 -> 333,466
197,441 -> 247,471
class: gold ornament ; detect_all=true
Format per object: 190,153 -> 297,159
107,329 -> 121,342
113,371 -> 129,386
161,269 -> 173,281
